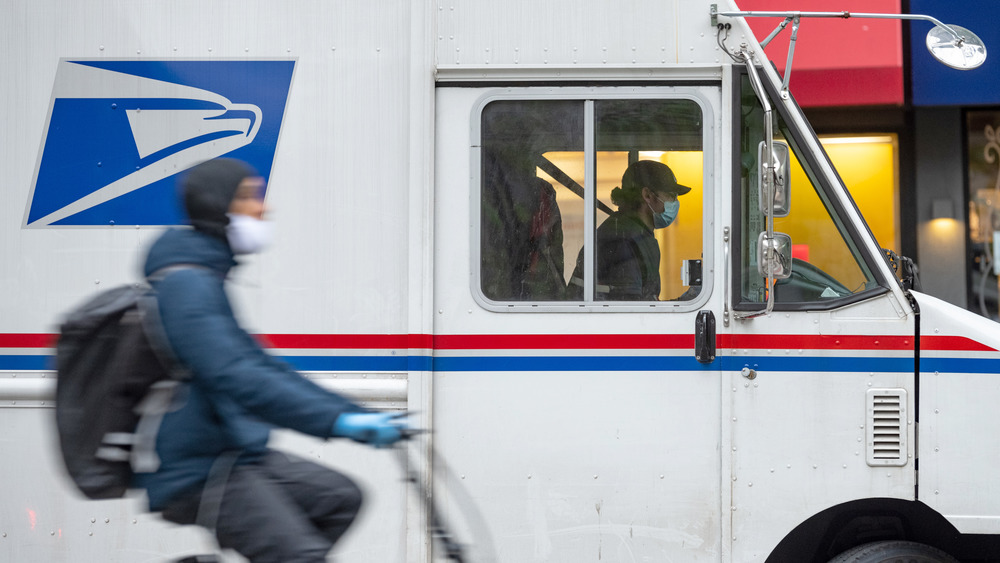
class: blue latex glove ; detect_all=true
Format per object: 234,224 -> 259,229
332,412 -> 407,447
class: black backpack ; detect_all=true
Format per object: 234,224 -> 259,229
55,269 -> 192,499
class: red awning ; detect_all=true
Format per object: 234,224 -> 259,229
736,0 -> 904,107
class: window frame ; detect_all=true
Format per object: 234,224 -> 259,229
470,86 -> 718,313
730,66 -> 893,313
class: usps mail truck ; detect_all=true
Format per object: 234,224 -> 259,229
2,0 -> 998,561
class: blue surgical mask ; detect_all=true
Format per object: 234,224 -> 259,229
650,199 -> 680,229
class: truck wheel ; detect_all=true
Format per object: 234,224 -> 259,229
827,540 -> 958,563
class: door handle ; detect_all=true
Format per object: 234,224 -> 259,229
695,310 -> 716,364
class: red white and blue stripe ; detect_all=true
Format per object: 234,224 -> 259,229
1,333 -> 998,374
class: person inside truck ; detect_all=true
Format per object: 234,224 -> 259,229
568,159 -> 691,300
138,158 -> 408,563
481,145 -> 566,301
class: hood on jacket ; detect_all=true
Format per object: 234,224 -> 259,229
182,158 -> 258,241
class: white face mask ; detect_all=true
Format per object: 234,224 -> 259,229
226,213 -> 273,254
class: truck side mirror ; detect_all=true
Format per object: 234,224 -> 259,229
758,140 -> 790,217
757,231 -> 792,280
926,24 -> 986,70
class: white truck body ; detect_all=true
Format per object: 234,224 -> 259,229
1,1 -> 998,561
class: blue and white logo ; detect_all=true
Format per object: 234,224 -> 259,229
25,59 -> 295,227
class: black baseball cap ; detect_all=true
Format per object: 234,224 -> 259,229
621,160 -> 692,196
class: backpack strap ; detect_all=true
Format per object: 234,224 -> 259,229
130,264 -> 209,474
131,292 -> 187,474
131,380 -> 180,473
140,263 -> 211,379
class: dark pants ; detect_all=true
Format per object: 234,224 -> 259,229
162,451 -> 363,563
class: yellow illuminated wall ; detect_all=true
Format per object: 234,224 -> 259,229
775,135 -> 899,286
653,152 -> 704,299
822,135 -> 900,253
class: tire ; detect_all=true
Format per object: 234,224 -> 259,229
827,540 -> 959,563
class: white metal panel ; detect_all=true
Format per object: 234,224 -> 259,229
916,291 -> 1000,534
434,371 -> 723,561
256,1 -> 417,336
437,0 -> 730,67
727,297 -> 917,560
434,82 -> 725,561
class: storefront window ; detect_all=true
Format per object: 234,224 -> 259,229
967,110 -> 1000,320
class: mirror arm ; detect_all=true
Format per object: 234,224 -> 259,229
715,9 -> 952,33
780,15 -> 801,99
760,16 -> 792,48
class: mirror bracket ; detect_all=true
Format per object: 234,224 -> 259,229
733,48 -> 782,320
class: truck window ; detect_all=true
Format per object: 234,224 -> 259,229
479,96 -> 705,305
736,73 -> 882,307
480,100 -> 582,302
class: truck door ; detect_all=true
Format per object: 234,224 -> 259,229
433,83 -> 725,561
725,68 -> 918,559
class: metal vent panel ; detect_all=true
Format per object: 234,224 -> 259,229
867,388 -> 908,467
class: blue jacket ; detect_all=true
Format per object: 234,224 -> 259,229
137,228 -> 363,510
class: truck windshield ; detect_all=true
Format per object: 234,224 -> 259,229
737,73 -> 881,307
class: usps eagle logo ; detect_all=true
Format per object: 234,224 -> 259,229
24,59 -> 295,227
